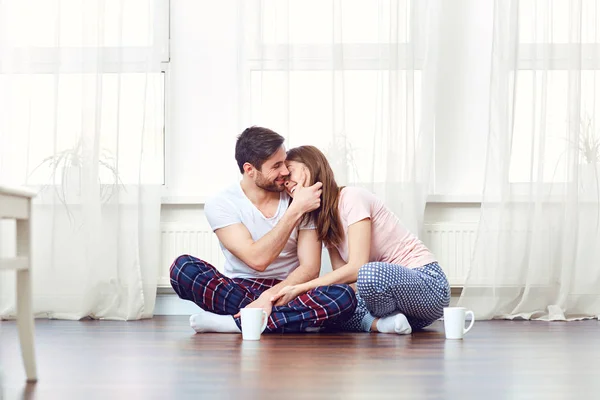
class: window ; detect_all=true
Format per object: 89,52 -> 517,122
242,0 -> 423,185
0,0 -> 169,185
250,70 -> 421,183
510,0 -> 600,183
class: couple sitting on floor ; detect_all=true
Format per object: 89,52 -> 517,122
170,126 -> 450,335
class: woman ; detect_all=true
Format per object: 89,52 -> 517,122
272,146 -> 450,334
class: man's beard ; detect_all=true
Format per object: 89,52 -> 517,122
255,172 -> 285,192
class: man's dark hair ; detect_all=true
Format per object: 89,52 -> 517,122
235,126 -> 285,174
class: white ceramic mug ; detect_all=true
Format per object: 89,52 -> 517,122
443,307 -> 475,339
240,308 -> 268,340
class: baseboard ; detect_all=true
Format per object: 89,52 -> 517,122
154,293 -> 202,316
157,286 -> 176,295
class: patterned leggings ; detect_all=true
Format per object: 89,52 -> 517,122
339,262 -> 451,331
170,255 -> 357,333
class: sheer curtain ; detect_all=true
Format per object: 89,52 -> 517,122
459,0 -> 600,320
237,0 -> 441,235
0,0 -> 165,320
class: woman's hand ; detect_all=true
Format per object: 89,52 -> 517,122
271,285 -> 307,306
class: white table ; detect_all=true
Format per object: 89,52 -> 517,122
0,185 -> 37,382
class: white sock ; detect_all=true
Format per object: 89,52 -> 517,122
189,310 -> 240,333
376,313 -> 412,335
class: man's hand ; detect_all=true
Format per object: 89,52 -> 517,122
271,285 -> 307,306
234,293 -> 274,319
288,171 -> 323,215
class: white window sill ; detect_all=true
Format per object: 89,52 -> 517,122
160,195 -> 483,206
161,196 -> 208,205
426,195 -> 482,204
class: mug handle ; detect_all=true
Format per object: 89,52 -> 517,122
260,310 -> 269,333
463,310 -> 475,335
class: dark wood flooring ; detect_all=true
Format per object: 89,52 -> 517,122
1,316 -> 599,400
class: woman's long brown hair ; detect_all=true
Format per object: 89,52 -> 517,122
286,146 -> 344,247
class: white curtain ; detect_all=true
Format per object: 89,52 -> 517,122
0,0 -> 165,320
459,0 -> 600,320
237,0 -> 442,235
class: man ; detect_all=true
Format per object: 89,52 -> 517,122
170,126 -> 357,333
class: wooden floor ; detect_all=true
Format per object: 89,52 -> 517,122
1,317 -> 599,400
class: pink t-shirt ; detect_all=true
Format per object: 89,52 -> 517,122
334,187 -> 437,269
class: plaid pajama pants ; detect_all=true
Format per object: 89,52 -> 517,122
170,254 -> 357,333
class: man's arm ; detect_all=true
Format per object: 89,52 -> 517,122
214,212 -> 302,272
215,182 -> 322,272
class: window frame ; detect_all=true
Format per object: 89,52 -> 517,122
0,0 -> 171,188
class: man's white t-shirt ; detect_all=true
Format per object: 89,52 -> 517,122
204,183 -> 313,280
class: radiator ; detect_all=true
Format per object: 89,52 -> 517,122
422,223 -> 478,286
160,223 -> 225,286
160,222 -> 478,287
